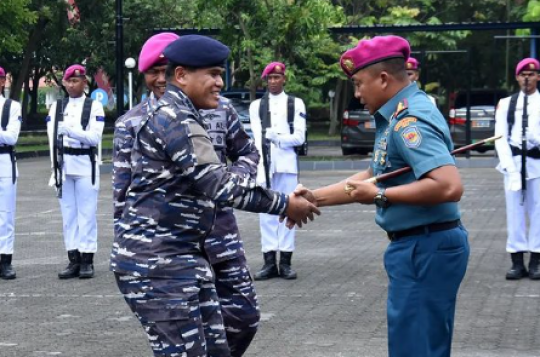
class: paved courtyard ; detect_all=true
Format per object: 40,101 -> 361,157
0,157 -> 539,357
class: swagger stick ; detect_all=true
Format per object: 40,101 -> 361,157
344,135 -> 502,190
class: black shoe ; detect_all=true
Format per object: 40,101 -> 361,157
58,250 -> 81,279
506,252 -> 528,280
279,251 -> 297,280
79,253 -> 95,279
529,253 -> 540,280
254,251 -> 279,280
0,254 -> 16,280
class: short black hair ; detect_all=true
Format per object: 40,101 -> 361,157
368,58 -> 408,80
165,62 -> 197,80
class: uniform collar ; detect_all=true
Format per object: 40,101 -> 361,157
376,82 -> 418,121
269,91 -> 287,99
163,83 -> 200,119
69,94 -> 86,102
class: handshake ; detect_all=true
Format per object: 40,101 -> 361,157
281,184 -> 320,229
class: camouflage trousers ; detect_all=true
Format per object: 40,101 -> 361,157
213,256 -> 260,357
114,273 -> 231,357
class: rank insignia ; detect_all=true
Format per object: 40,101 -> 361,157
401,126 -> 422,148
394,117 -> 417,131
392,99 -> 408,119
379,151 -> 387,165
342,57 -> 355,73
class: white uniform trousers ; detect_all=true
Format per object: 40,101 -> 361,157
59,175 -> 99,253
504,175 -> 540,253
259,172 -> 297,252
0,177 -> 17,254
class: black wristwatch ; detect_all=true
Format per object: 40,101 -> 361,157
374,188 -> 391,209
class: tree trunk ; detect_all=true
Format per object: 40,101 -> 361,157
236,11 -> 257,101
11,16 -> 48,101
30,67 -> 40,116
21,75 -> 30,129
328,80 -> 345,136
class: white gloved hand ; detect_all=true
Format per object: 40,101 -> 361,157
526,129 -> 539,146
57,122 -> 68,136
507,172 -> 522,192
265,129 -> 279,144
48,171 -> 56,188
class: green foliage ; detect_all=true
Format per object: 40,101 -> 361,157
0,0 -> 36,54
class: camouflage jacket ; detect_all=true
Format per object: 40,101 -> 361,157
200,97 -> 260,264
110,84 -> 287,277
112,96 -> 157,234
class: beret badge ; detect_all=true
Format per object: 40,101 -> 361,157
342,57 -> 355,73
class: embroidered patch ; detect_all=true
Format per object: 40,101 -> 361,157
401,126 -> 422,148
394,117 -> 417,131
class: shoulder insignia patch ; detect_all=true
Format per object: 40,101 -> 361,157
401,126 -> 422,148
394,117 -> 417,131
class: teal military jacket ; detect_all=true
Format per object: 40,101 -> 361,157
371,83 -> 461,232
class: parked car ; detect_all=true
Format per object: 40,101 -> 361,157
340,98 -> 375,155
447,89 -> 508,152
221,89 -> 264,138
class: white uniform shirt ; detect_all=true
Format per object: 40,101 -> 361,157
249,91 -> 306,184
495,90 -> 540,179
46,95 -> 105,176
0,95 -> 21,179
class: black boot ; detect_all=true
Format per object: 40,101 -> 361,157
254,251 -> 279,280
279,251 -> 297,280
529,253 -> 540,280
58,250 -> 81,279
79,253 -> 95,279
0,254 -> 16,280
506,252 -> 528,280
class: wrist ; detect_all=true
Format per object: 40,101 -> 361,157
374,187 -> 391,208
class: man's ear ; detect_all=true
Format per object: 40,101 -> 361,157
175,66 -> 188,85
380,71 -> 390,89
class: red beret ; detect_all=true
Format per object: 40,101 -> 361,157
340,35 -> 411,77
0,67 -> 5,77
406,57 -> 420,70
261,62 -> 286,79
63,64 -> 86,81
138,32 -> 180,73
515,58 -> 540,75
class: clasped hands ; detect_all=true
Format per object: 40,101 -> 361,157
57,122 -> 82,138
282,188 -> 320,229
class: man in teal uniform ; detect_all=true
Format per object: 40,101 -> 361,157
293,35 -> 470,357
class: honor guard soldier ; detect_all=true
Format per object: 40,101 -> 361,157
46,64 -> 105,279
110,35 -> 319,357
405,57 -> 437,106
249,62 -> 307,280
0,66 -> 22,280
293,35 -> 470,357
495,57 -> 540,280
113,33 -> 261,356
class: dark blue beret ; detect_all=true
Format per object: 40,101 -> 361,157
163,35 -> 230,68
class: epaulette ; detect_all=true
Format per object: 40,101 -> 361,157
392,99 -> 408,119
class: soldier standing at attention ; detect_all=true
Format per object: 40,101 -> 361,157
110,35 -> 319,357
113,32 -> 262,356
46,64 -> 105,279
249,62 -> 307,280
495,57 -> 540,280
0,66 -> 22,280
293,35 -> 470,357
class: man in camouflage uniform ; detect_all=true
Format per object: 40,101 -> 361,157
110,35 -> 319,357
200,98 -> 262,356
113,32 -> 262,356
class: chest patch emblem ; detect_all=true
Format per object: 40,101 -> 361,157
394,117 -> 417,131
401,126 -> 422,148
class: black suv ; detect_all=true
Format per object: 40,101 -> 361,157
448,89 -> 508,151
340,98 -> 375,155
221,89 -> 264,138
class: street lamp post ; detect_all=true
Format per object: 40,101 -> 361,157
125,57 -> 136,110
